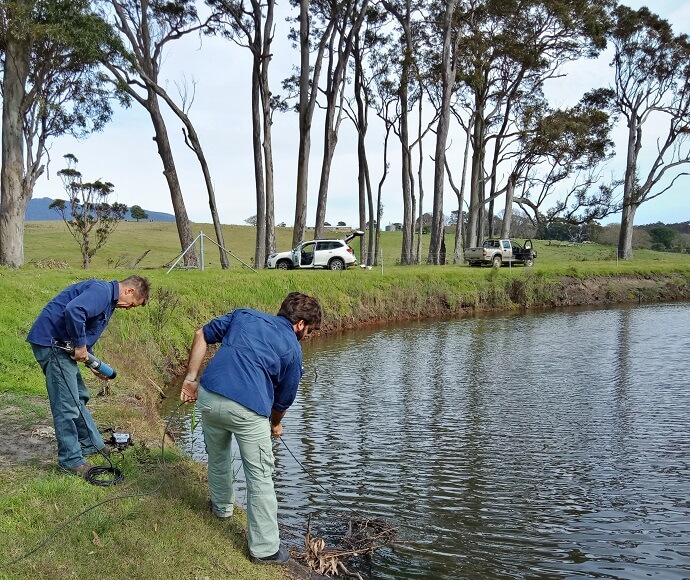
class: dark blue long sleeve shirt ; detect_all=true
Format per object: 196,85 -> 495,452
200,309 -> 304,417
26,280 -> 119,351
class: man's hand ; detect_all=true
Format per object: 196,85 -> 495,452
88,367 -> 110,380
71,345 -> 89,363
180,378 -> 199,403
270,408 -> 286,437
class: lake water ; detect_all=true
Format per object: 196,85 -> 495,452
164,302 -> 690,579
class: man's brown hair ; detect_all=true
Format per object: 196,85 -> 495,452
120,275 -> 151,305
277,292 -> 322,329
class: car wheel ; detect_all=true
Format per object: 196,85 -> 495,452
524,257 -> 534,267
492,255 -> 502,268
329,258 -> 345,271
277,260 -> 292,270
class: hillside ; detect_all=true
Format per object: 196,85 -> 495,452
25,197 -> 176,222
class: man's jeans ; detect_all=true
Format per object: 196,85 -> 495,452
31,344 -> 104,469
197,386 -> 280,558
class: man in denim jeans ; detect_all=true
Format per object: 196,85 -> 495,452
180,292 -> 322,566
27,276 -> 150,478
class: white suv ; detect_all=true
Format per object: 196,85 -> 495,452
267,231 -> 363,271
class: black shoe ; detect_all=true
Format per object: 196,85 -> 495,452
250,545 -> 290,565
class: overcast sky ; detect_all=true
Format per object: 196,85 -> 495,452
31,1 -> 690,229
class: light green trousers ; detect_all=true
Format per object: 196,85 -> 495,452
197,386 -> 280,558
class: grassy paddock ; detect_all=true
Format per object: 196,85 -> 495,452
0,222 -> 689,578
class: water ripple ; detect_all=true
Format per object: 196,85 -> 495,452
167,303 -> 690,579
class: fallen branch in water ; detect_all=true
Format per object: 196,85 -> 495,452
296,514 -> 397,578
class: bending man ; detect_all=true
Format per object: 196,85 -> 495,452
27,275 -> 150,478
180,292 -> 322,566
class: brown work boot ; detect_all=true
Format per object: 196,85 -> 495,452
60,461 -> 94,477
84,446 -> 111,458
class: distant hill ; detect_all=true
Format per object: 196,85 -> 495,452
25,197 -> 176,222
639,221 -> 690,235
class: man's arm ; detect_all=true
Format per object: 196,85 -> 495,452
180,327 -> 208,403
270,408 -> 287,437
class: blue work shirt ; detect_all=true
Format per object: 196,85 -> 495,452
200,309 -> 304,418
26,280 -> 119,351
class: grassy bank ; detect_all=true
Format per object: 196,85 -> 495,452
1,222 -> 689,578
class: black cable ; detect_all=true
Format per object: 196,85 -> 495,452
279,435 -> 354,513
0,398 -> 186,570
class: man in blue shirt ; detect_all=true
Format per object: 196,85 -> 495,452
180,292 -> 322,566
27,276 -> 150,478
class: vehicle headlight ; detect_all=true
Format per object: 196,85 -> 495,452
268,253 -> 277,259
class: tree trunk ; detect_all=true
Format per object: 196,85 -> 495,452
139,80 -> 228,269
428,0 -> 457,265
0,22 -> 31,268
618,201 -> 637,259
618,114 -> 642,259
261,0 -> 276,258
353,34 -> 370,264
314,115 -> 338,239
293,0 -> 311,246
177,116 -> 228,269
147,93 -> 197,267
375,122 -> 392,266
500,175 -> 516,239
251,52 -> 267,268
466,112 -> 485,249
453,125 -> 471,264
415,93 -> 424,264
263,113 -> 276,258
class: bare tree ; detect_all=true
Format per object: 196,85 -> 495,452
209,0 -> 279,268
149,75 -> 230,268
287,0 -> 335,246
345,12 -> 384,265
312,0 -> 370,239
101,0 -> 209,267
380,0 -> 423,265
426,0 -> 460,265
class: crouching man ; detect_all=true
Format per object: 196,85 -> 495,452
180,292 -> 322,565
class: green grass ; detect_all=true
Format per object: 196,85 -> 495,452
0,453 -> 278,580
1,221 -> 689,578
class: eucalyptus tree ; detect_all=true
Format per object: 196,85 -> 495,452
379,0 -> 425,265
207,0 -> 279,268
0,0 -> 116,267
345,6 -> 387,265
506,93 -> 616,232
451,0 -> 610,249
311,0 -> 370,240
371,77 -> 398,265
101,0 -> 213,267
609,6 -> 690,259
287,0 -> 335,246
425,0 -> 461,264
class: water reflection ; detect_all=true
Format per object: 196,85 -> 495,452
165,303 -> 690,579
